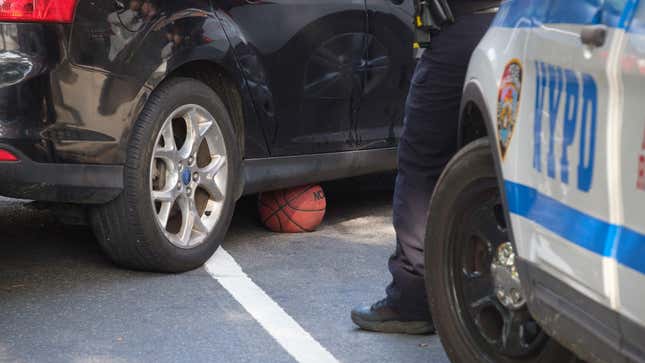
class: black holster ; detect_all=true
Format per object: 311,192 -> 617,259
413,0 -> 455,48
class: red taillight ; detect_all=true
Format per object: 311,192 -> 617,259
0,0 -> 77,23
0,149 -> 18,162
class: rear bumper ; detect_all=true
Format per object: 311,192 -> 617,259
0,146 -> 122,204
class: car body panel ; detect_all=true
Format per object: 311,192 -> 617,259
463,0 -> 645,361
0,0 -> 411,202
216,0 -> 369,155
359,0 -> 415,150
216,0 -> 415,156
66,0 -> 268,162
0,22 -> 71,163
617,1 -> 645,343
512,19 -> 617,310
0,0 -> 265,164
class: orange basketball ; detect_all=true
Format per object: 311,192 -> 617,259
258,184 -> 326,233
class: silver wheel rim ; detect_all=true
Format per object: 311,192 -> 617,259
149,104 -> 228,249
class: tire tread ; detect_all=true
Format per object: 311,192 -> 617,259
425,138 -> 577,363
91,77 -> 239,272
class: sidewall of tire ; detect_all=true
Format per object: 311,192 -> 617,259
425,138 -> 574,363
93,77 -> 240,272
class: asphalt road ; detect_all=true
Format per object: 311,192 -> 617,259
0,178 -> 450,363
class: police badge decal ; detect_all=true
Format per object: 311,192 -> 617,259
497,59 -> 522,159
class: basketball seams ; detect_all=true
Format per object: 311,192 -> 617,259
278,189 -> 307,232
278,211 -> 306,233
258,194 -> 280,225
266,215 -> 280,231
276,212 -> 283,231
288,189 -> 327,212
284,184 -> 316,205
284,205 -> 326,213
284,184 -> 313,202
260,184 -> 317,223
259,184 -> 325,233
280,208 -> 313,233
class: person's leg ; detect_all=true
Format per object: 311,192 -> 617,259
385,53 -> 464,321
352,13 -> 495,334
387,11 -> 498,320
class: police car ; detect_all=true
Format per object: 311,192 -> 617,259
425,0 -> 645,362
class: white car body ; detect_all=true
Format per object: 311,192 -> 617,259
462,0 -> 645,361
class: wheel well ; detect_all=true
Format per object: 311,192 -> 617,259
460,101 -> 488,148
169,60 -> 245,156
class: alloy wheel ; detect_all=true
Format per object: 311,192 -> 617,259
450,188 -> 547,358
149,104 -> 228,249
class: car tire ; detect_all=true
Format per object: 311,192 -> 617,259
425,138 -> 579,363
91,77 -> 240,272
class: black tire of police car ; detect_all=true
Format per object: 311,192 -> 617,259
425,138 -> 578,363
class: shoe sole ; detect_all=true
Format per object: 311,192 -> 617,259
351,313 -> 435,335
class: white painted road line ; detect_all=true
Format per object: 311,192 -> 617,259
205,248 -> 340,363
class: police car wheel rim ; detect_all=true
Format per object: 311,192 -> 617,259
149,104 -> 228,249
450,187 -> 547,358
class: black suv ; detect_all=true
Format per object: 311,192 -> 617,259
0,0 -> 415,271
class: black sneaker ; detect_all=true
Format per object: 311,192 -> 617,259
351,298 -> 435,335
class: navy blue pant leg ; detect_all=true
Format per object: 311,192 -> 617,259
385,13 -> 495,320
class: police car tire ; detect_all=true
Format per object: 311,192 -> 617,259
90,77 -> 240,273
425,138 -> 578,363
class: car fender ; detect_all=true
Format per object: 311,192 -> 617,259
58,3 -> 268,165
459,75 -> 532,297
121,10 -> 264,162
